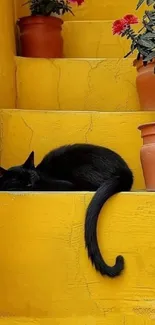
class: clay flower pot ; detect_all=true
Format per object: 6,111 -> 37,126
17,16 -> 63,58
134,59 -> 155,111
138,122 -> 155,191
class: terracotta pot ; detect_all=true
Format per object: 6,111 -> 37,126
138,122 -> 155,191
17,16 -> 63,58
134,59 -> 155,111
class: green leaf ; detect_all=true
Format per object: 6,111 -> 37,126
137,45 -> 149,56
147,0 -> 155,5
124,50 -> 133,58
131,43 -> 137,52
145,10 -> 151,17
45,2 -> 55,15
138,38 -> 155,48
146,25 -> 154,31
143,32 -> 155,38
136,0 -> 145,10
143,51 -> 155,61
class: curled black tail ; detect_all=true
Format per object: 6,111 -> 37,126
84,174 -> 133,277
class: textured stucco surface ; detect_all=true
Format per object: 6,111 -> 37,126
0,192 -> 155,324
3,2 -> 155,325
63,21 -> 141,58
15,57 -> 140,111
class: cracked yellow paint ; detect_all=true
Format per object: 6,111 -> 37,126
0,0 -> 16,108
0,192 -> 155,324
63,21 -> 141,58
0,110 -> 155,189
15,0 -> 146,20
16,57 -> 140,111
2,2 -> 155,325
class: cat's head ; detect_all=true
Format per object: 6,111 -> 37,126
0,152 -> 40,191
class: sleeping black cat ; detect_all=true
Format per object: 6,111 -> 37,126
0,144 -> 133,277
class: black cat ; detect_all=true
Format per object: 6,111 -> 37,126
0,144 -> 133,277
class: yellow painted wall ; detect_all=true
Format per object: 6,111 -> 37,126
0,110 -> 155,189
0,192 -> 155,324
0,0 -> 16,108
16,57 -> 140,111
15,0 -> 146,20
0,110 -> 154,190
2,1 -> 155,325
14,4 -> 142,59
63,22 -> 141,58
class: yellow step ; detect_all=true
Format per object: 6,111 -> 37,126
16,20 -> 140,58
15,0 -> 145,20
63,21 -> 140,58
0,110 -> 154,190
0,316 -> 154,325
16,57 -> 139,111
0,192 -> 155,325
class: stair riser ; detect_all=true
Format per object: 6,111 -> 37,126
16,57 -> 140,112
63,22 -> 141,58
0,192 -> 155,321
0,110 -> 155,190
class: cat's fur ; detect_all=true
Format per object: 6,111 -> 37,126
0,144 -> 133,277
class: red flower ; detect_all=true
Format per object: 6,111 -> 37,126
112,19 -> 127,35
69,0 -> 84,5
123,14 -> 139,24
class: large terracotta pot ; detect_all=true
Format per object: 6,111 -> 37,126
134,59 -> 155,111
138,122 -> 155,191
17,16 -> 63,58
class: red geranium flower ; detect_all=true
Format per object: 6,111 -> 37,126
112,19 -> 127,35
123,14 -> 139,24
69,0 -> 84,5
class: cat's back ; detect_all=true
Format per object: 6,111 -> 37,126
37,143 -> 127,169
36,143 -> 132,189
39,143 -> 115,161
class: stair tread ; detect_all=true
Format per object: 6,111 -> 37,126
0,315 -> 152,324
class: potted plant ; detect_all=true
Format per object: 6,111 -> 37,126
138,122 -> 155,191
17,0 -> 84,58
112,1 -> 155,111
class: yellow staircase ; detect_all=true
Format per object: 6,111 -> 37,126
1,0 -> 155,324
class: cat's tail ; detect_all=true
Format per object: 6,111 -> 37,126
84,171 -> 133,278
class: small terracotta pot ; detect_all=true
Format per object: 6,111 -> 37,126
134,59 -> 155,111
17,16 -> 63,58
138,122 -> 155,191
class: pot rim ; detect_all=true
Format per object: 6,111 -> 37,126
138,122 -> 155,130
133,58 -> 155,70
17,15 -> 63,25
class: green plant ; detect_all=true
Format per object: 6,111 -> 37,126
24,0 -> 83,16
113,10 -> 155,65
136,0 -> 155,10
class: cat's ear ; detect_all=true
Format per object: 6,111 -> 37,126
23,151 -> 35,169
0,167 -> 6,177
